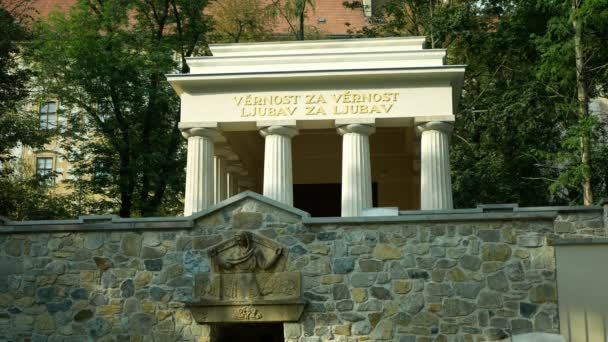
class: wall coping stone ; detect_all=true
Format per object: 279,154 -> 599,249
188,191 -> 311,221
554,238 -> 608,246
0,191 -> 310,234
0,192 -> 602,233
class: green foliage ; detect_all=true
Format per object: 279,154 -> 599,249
29,0 -> 211,217
210,0 -> 277,43
270,0 -> 315,40
0,159 -> 75,220
0,4 -> 48,160
346,0 -> 608,206
0,2 -> 70,220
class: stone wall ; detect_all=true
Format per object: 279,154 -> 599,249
0,193 -> 605,342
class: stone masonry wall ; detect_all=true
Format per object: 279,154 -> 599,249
0,197 -> 605,342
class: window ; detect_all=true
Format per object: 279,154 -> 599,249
39,101 -> 57,130
36,157 -> 54,184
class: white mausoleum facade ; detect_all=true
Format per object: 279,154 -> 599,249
167,37 -> 465,217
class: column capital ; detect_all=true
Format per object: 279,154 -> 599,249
337,124 -> 375,136
259,125 -> 299,138
181,127 -> 221,140
416,121 -> 453,134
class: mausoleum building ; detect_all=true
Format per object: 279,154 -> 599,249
167,37 -> 465,217
1,38 -> 608,342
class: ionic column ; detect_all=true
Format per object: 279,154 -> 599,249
338,124 -> 375,217
417,121 -> 453,210
213,155 -> 227,204
226,172 -> 238,197
182,128 -> 217,216
259,126 -> 298,205
226,163 -> 247,197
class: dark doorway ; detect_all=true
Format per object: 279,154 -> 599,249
213,323 -> 284,342
293,183 -> 378,217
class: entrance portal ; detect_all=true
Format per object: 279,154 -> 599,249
213,323 -> 284,342
294,183 -> 378,217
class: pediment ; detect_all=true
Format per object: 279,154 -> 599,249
188,191 -> 310,227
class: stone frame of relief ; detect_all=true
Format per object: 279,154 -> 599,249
187,230 -> 305,323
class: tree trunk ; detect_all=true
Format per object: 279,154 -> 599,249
298,1 -> 305,40
572,0 -> 593,205
119,150 -> 133,217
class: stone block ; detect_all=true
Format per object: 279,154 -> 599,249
334,324 -> 351,336
352,320 -> 372,335
401,294 -> 425,315
534,312 -> 553,331
121,233 -> 142,257
430,246 -> 446,257
120,279 -> 135,298
96,304 -> 122,315
453,283 -> 482,299
320,275 -> 343,284
481,244 -> 512,262
482,262 -> 504,273
357,299 -> 383,311
310,244 -> 330,255
44,260 -> 65,276
373,244 -> 402,260
128,313 -> 156,334
435,259 -> 457,269
192,235 -> 222,250
425,283 -> 453,297
333,284 -> 350,300
554,221 -> 574,233
334,258 -> 356,274
394,280 -> 412,294
74,309 -> 94,322
511,318 -> 533,334
341,312 -> 365,322
370,320 -> 394,340
370,287 -> 393,300
487,271 -> 509,291
93,257 -> 113,271
518,235 -> 544,248
284,323 -> 301,338
441,298 -> 475,317
351,273 -> 377,287
519,302 -> 538,318
411,312 -> 438,327
233,210 -> 265,229
445,268 -> 467,282
477,230 -> 501,242
336,300 -> 354,311
477,291 -> 503,308
84,233 -> 104,250
5,240 -> 23,257
34,314 -> 55,331
359,259 -> 383,272
529,284 -> 556,303
144,259 -> 163,271
351,288 -> 367,303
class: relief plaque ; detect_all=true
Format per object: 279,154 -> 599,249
187,231 -> 304,323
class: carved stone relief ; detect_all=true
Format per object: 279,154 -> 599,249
187,231 -> 304,323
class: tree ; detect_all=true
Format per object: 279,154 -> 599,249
210,0 -> 276,43
271,0 -> 315,40
0,1 -> 74,220
29,0 -> 211,217
536,0 -> 608,204
344,0 -> 608,207
0,1 -> 47,160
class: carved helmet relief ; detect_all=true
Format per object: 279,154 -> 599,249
208,231 -> 287,273
189,230 -> 305,323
